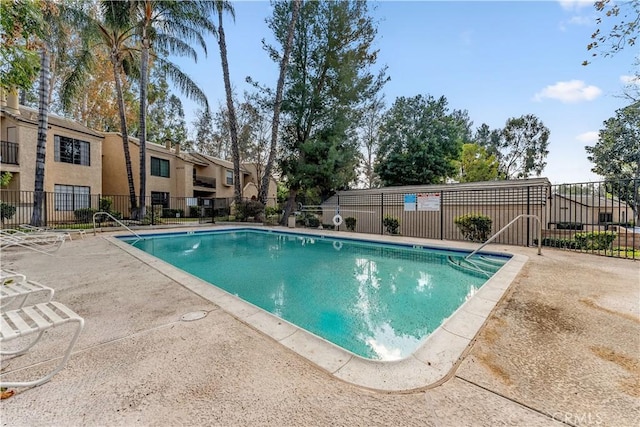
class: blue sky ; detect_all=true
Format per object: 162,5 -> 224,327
176,0 -> 638,184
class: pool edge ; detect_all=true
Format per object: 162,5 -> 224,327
106,226 -> 528,392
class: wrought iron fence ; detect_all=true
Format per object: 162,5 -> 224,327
315,178 -> 638,260
0,190 -> 277,228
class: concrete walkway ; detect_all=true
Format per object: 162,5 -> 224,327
1,228 -> 638,426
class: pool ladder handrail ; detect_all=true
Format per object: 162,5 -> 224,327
465,214 -> 542,260
92,211 -> 143,242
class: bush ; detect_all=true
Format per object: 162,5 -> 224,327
307,216 -> 321,228
574,231 -> 617,250
535,238 -> 581,249
0,201 -> 16,223
235,200 -> 265,221
162,208 -> 185,218
345,216 -> 357,231
454,213 -> 492,242
99,197 -> 113,212
265,206 -> 281,217
383,215 -> 400,235
74,207 -> 98,223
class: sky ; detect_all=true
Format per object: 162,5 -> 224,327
175,0 -> 638,185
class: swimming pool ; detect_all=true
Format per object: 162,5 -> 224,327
122,228 -> 509,361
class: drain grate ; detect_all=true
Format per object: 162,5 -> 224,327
180,310 -> 208,322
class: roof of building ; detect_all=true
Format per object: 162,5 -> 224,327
553,193 -> 630,208
1,105 -> 105,138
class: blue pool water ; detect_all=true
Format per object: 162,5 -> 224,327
124,229 -> 509,360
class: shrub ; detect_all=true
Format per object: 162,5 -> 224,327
454,213 -> 492,242
74,207 -> 98,223
382,215 -> 400,235
235,200 -> 264,221
307,216 -> 321,228
99,197 -> 113,213
265,206 -> 281,217
345,216 -> 357,231
535,238 -> 581,249
0,201 -> 16,223
574,231 -> 617,250
162,208 -> 185,218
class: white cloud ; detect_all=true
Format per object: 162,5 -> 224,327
558,0 -> 593,11
620,74 -> 640,85
576,131 -> 599,144
533,80 -> 602,103
568,15 -> 592,25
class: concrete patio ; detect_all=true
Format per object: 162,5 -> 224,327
1,227 -> 638,426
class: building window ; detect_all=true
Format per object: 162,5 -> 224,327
54,135 -> 90,166
598,212 -> 613,223
151,157 -> 170,177
54,185 -> 90,211
225,170 -> 233,186
151,191 -> 169,209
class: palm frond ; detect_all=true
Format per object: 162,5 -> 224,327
153,34 -> 198,61
155,57 -> 209,110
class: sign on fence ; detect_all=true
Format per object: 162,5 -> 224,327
417,193 -> 441,211
403,194 -> 416,211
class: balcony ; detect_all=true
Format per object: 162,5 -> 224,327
193,175 -> 216,188
1,141 -> 19,165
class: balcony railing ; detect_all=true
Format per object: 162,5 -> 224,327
193,175 -> 216,188
1,141 -> 19,165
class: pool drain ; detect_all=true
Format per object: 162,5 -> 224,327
180,310 -> 208,322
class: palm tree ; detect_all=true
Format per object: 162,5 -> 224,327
132,0 -> 214,217
213,1 -> 242,203
61,0 -> 140,218
259,0 -> 302,205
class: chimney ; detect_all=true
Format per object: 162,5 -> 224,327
5,89 -> 20,115
165,139 -> 171,150
175,143 -> 180,154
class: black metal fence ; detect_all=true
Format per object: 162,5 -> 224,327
0,191 -> 277,228
317,179 -> 638,260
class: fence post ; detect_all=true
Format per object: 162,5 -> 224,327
440,190 -> 444,240
380,193 -> 384,235
526,186 -> 531,247
43,190 -> 48,226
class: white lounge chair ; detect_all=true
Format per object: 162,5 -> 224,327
19,224 -> 85,240
0,301 -> 84,388
1,270 -> 55,310
0,231 -> 66,255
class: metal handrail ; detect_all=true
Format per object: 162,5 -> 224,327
92,212 -> 143,241
465,214 -> 542,260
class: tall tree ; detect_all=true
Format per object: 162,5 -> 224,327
132,0 -> 213,217
272,0 -> 386,222
585,102 -> 640,221
191,107 -> 217,156
374,95 -> 466,186
358,96 -> 385,188
258,0 -> 302,204
146,69 -> 188,148
213,0 -> 241,202
499,114 -> 550,179
61,0 -> 140,217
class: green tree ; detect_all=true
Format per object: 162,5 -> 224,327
132,0 -> 214,217
358,95 -> 385,188
474,122 -> 502,159
374,95 -> 466,186
61,0 -> 140,217
456,143 -> 499,183
147,69 -> 188,148
499,114 -> 550,179
0,0 -> 45,92
271,0 -> 386,222
586,102 -> 640,221
191,107 -> 217,156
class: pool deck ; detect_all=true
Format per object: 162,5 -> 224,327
1,225 -> 639,426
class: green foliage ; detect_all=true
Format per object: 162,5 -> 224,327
272,0 -> 386,201
0,172 -> 13,187
99,197 -> 112,212
574,231 -> 617,250
161,208 -> 185,218
584,0 -> 640,64
536,238 -> 582,250
235,200 -> 265,221
265,206 -> 281,217
500,115 -> 550,179
375,95 -> 468,186
0,201 -> 16,223
345,216 -> 357,231
74,208 -> 98,223
146,70 -> 188,147
456,143 -> 499,182
454,214 -> 493,242
382,215 -> 400,235
555,222 -> 584,230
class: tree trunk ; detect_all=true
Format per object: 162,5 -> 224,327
30,45 -> 51,227
259,0 -> 302,205
217,10 -> 242,203
111,50 -> 138,218
279,188 -> 298,226
138,27 -> 149,219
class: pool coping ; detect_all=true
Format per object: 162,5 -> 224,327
107,226 -> 528,392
